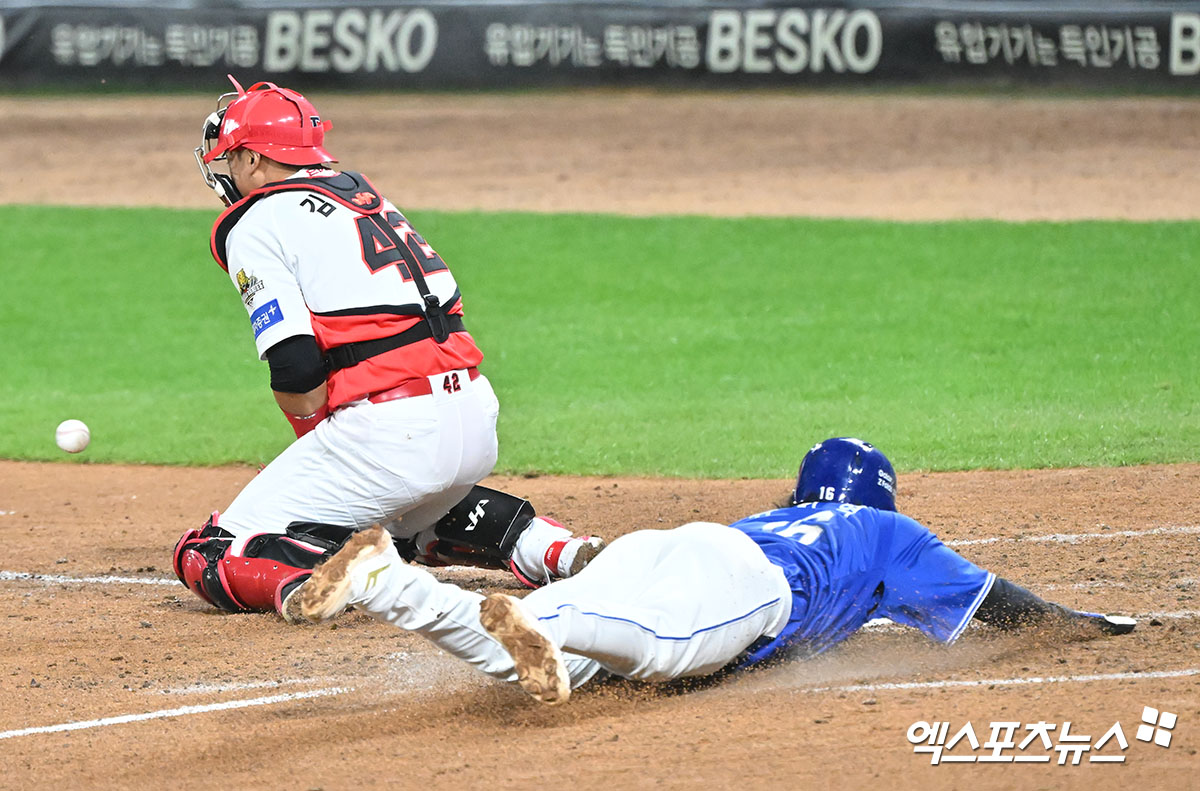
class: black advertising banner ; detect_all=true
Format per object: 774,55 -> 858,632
1,1 -> 1199,91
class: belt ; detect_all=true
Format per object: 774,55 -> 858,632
367,367 -> 481,405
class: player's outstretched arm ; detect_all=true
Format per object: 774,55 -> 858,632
973,577 -> 1136,636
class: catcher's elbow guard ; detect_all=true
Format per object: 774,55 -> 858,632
172,515 -> 348,613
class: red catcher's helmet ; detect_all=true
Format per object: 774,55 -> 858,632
202,74 -> 334,166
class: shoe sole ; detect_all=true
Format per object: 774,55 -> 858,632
279,581 -> 309,625
479,593 -> 571,706
300,525 -> 391,623
566,537 -> 605,577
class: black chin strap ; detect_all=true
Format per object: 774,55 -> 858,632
212,173 -> 243,207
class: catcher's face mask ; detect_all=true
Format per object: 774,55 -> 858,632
195,74 -> 335,207
194,91 -> 243,207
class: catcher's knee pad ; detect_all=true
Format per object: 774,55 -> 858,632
172,512 -> 232,608
172,514 -> 351,613
413,486 -> 601,587
413,485 -> 535,568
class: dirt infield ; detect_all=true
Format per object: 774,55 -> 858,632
1,461 -> 1198,789
5,92 -> 1200,219
2,92 -> 1199,788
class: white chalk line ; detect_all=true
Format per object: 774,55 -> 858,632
799,667 -> 1200,695
1,525 -> 1194,591
0,686 -> 351,741
0,566 -> 483,588
0,571 -> 177,586
1142,609 -> 1200,620
946,524 -> 1200,547
1040,580 -> 1129,590
159,678 -> 332,695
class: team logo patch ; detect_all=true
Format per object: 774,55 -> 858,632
351,191 -> 376,207
251,299 -> 283,338
235,268 -> 265,307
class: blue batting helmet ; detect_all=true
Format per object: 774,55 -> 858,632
794,437 -> 897,511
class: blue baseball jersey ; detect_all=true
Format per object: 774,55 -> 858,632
729,502 -> 995,666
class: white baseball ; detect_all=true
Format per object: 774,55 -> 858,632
55,419 -> 90,453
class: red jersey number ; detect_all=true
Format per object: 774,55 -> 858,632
356,211 -> 448,280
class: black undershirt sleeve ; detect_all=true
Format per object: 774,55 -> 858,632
265,334 -> 326,393
972,577 -> 1078,630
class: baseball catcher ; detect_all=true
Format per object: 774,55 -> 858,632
299,437 -> 1136,705
174,75 -> 603,621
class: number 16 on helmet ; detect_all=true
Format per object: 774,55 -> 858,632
793,437 -> 897,511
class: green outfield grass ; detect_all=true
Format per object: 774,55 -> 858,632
1,204 -> 1196,477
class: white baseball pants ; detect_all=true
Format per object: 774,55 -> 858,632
355,521 -> 793,686
219,372 -> 500,550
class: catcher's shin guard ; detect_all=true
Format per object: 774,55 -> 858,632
172,514 -> 353,613
409,486 -> 606,588
408,485 -> 535,568
172,512 -> 232,608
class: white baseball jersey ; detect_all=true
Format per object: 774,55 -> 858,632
211,169 -> 483,409
208,169 -> 498,546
